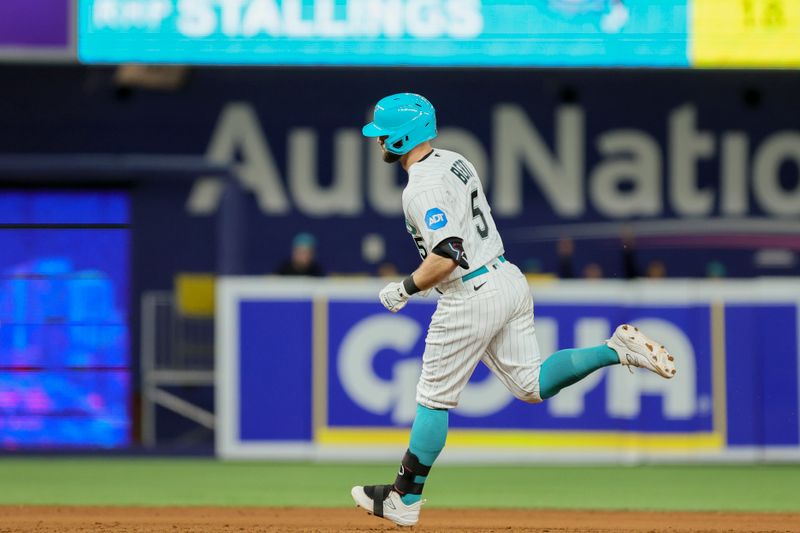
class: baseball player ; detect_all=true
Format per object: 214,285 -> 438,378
351,93 -> 677,527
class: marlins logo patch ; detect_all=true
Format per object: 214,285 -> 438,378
425,208 -> 448,230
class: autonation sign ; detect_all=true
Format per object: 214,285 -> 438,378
78,0 -> 688,66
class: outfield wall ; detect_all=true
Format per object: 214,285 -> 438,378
215,278 -> 800,462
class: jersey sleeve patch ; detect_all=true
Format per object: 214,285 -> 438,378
425,208 -> 448,230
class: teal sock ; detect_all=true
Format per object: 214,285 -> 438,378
539,344 -> 619,399
400,404 -> 448,505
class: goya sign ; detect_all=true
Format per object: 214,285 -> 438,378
216,278 -> 800,459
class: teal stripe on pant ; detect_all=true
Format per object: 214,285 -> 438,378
539,344 -> 620,400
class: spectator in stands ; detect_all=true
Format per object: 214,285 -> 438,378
621,229 -> 639,279
582,263 -> 603,279
646,260 -> 667,279
277,233 -> 324,277
557,237 -> 575,278
377,262 -> 399,278
521,258 -> 543,275
707,260 -> 726,279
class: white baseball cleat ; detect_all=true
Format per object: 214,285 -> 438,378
606,324 -> 677,378
351,485 -> 422,527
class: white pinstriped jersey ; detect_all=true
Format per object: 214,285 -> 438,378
402,149 -> 504,284
400,148 -> 542,410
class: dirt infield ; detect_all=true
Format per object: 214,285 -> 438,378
1,506 -> 799,532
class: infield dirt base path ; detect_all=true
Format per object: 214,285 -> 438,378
1,506 -> 798,533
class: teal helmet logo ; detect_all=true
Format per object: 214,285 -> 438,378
362,93 -> 437,155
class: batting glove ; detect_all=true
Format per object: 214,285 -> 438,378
379,281 -> 411,313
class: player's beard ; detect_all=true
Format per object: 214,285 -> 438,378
382,150 -> 401,164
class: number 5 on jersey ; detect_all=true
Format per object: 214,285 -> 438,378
413,236 -> 427,259
406,219 -> 428,259
471,189 -> 489,239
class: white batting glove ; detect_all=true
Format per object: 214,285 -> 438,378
379,281 -> 411,313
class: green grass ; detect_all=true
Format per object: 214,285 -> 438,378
0,459 -> 798,512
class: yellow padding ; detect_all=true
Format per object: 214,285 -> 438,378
175,273 -> 215,317
525,273 -> 557,282
317,427 -> 724,451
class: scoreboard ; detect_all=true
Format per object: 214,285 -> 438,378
75,0 -> 800,68
0,191 -> 130,448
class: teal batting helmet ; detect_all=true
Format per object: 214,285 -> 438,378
362,93 -> 437,155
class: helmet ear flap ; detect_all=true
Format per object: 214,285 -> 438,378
385,132 -> 410,155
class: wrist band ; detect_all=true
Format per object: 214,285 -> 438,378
403,275 -> 421,295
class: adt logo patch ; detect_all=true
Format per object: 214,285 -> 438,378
425,208 -> 447,230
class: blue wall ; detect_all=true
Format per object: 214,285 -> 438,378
220,279 -> 800,457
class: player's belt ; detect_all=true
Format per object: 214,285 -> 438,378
461,255 -> 506,282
